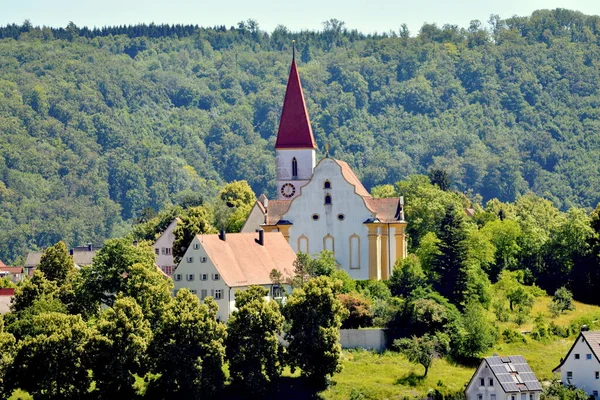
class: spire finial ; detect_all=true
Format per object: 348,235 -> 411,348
292,40 -> 296,61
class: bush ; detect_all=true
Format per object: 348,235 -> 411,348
502,329 -> 527,344
550,287 -> 575,317
338,292 -> 374,329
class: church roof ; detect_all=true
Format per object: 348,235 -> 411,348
364,198 -> 404,223
275,58 -> 317,150
266,200 -> 291,224
196,232 -> 295,288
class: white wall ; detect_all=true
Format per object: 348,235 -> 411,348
154,219 -> 177,275
282,158 -> 373,280
466,362 -> 540,400
559,335 -> 600,394
276,148 -> 315,200
340,329 -> 386,351
241,202 -> 266,233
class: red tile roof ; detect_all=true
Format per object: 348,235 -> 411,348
0,267 -> 23,274
0,288 -> 15,296
198,232 -> 296,288
275,58 -> 316,149
364,198 -> 404,222
266,200 -> 292,225
0,260 -> 5,268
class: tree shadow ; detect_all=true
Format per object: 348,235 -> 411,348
222,376 -> 323,400
395,372 -> 425,387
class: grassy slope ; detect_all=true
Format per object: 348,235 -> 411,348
321,297 -> 600,400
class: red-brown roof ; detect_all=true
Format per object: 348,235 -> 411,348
0,288 -> 15,296
198,232 -> 296,287
0,267 -> 23,274
275,58 -> 316,149
364,198 -> 404,222
0,260 -> 5,268
266,200 -> 292,225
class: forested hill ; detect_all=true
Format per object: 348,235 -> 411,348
2,9 -> 600,262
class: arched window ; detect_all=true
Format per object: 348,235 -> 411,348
292,157 -> 298,179
324,180 -> 331,189
325,194 -> 332,205
349,234 -> 360,269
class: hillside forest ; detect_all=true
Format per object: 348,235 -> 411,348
3,9 -> 600,263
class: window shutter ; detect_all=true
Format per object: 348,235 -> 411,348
211,289 -> 214,297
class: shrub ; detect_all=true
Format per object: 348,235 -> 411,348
502,329 -> 526,344
338,292 -> 374,329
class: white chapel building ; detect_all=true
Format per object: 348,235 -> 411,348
242,54 -> 407,280
553,329 -> 600,396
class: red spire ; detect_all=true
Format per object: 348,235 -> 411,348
275,54 -> 317,149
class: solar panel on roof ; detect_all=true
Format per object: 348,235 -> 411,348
487,357 -> 503,366
526,381 -> 543,391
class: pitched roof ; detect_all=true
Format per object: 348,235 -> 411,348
25,249 -> 98,267
266,200 -> 291,225
364,198 -> 405,222
0,267 -> 23,274
468,356 -> 542,393
0,260 -> 6,268
275,58 -> 316,149
198,232 -> 296,288
553,330 -> 600,372
332,159 -> 370,197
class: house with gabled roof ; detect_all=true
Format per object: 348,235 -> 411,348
465,355 -> 542,400
241,51 -> 407,280
25,244 -> 99,276
553,329 -> 600,396
172,230 -> 296,321
152,218 -> 179,276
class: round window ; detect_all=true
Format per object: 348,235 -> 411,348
337,214 -> 345,221
312,214 -> 320,221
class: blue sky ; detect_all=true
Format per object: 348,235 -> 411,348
3,0 -> 600,35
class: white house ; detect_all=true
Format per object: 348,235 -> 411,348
465,355 -> 542,400
553,329 -> 600,396
241,53 -> 407,280
172,231 -> 296,321
153,218 -> 179,276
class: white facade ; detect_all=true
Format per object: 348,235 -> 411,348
466,358 -> 541,400
281,158 -> 372,280
554,333 -> 600,396
172,233 -> 294,321
153,219 -> 178,276
276,148 -> 315,200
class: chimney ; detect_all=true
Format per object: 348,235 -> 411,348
87,243 -> 93,251
255,229 -> 264,246
219,230 -> 226,241
69,249 -> 74,256
581,325 -> 589,332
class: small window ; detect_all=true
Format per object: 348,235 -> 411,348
337,214 -> 345,221
213,273 -> 220,281
215,289 -> 222,300
593,391 -> 598,398
312,214 -> 320,221
165,248 -> 172,255
596,371 -> 599,379
193,243 -> 200,250
174,274 -> 182,281
272,285 -> 284,298
530,395 -> 534,400
325,194 -> 332,205
511,396 -> 516,400
201,273 -> 208,281
480,378 -> 484,386
201,289 -> 207,300
190,289 -> 197,295
567,371 -> 573,379
324,180 -> 331,189
155,248 -> 159,255
478,395 -> 482,400
201,256 -> 207,263
161,248 -> 166,255
587,354 -> 593,360
489,378 -> 493,386
292,157 -> 298,179
491,395 -> 496,400
186,274 -> 194,281
575,353 -> 580,360
165,266 -> 173,275
187,257 -> 193,263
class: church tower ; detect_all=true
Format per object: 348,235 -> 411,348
275,47 -> 316,200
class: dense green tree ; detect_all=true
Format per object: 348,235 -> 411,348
388,254 -> 427,297
90,296 -> 152,397
147,289 -> 226,399
431,204 -> 470,305
284,276 -> 348,388
172,206 -> 215,264
8,312 -> 94,399
0,317 -> 16,400
338,292 -> 373,328
453,302 -> 496,359
549,286 -> 575,317
226,286 -> 284,395
37,241 -> 74,285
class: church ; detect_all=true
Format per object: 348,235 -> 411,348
242,53 -> 407,281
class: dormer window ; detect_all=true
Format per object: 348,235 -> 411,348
292,157 -> 298,179
325,194 -> 332,205
324,180 -> 331,189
